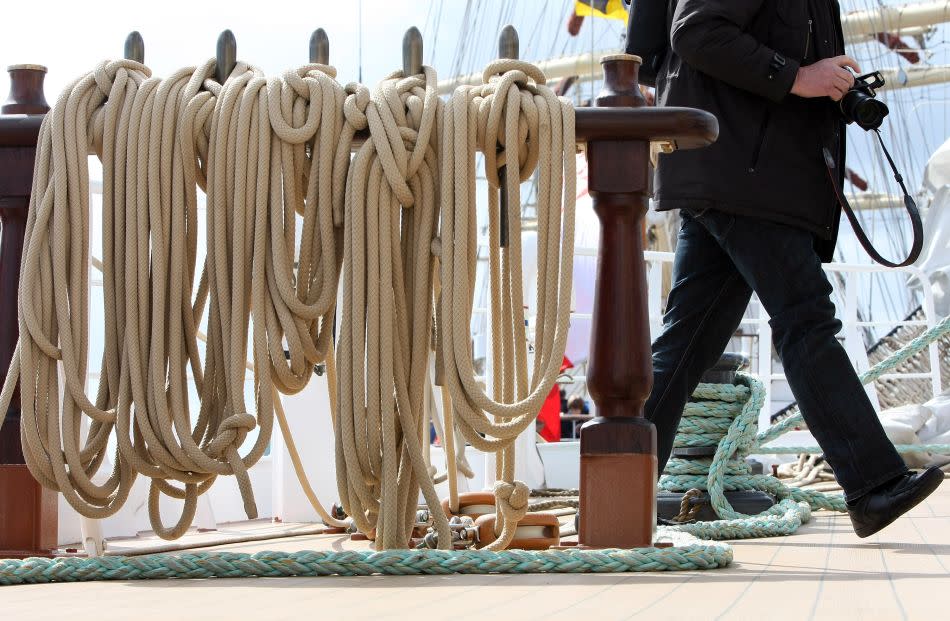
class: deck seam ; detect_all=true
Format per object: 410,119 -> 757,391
712,532 -> 789,620
908,515 -> 950,575
876,531 -> 909,621
622,575 -> 698,620
806,512 -> 837,621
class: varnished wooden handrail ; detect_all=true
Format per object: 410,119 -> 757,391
0,105 -> 718,152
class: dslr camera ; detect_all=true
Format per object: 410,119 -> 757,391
840,71 -> 888,130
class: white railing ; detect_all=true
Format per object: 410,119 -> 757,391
644,250 -> 940,429
473,239 -> 943,431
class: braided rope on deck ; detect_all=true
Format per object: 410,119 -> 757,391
0,538 -> 732,585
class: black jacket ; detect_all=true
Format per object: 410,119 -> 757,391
653,0 -> 847,261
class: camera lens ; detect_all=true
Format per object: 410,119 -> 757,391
855,98 -> 888,130
841,90 -> 888,130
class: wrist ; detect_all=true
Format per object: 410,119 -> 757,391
790,67 -> 804,96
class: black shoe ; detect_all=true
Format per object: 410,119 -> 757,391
847,466 -> 944,538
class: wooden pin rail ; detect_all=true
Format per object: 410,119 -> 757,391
0,29 -> 717,555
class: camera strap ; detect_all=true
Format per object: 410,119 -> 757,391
823,130 -> 923,268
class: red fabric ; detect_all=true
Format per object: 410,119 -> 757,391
537,356 -> 573,442
567,13 -> 584,36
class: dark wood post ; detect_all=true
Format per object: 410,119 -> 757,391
578,54 -> 657,548
0,64 -> 57,558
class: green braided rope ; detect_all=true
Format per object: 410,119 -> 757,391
673,499 -> 812,540
674,431 -> 731,447
661,372 -> 848,533
683,400 -> 743,418
677,415 -> 736,436
0,540 -> 733,585
691,383 -> 750,402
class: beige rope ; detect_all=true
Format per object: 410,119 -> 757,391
101,252 -> 348,530
0,58 -> 350,539
436,59 -> 576,549
334,66 -> 453,550
0,56 -> 576,551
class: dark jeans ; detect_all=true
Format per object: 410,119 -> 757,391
645,208 -> 907,502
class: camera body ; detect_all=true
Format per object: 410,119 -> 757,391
840,71 -> 889,130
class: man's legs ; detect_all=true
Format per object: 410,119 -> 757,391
645,210 -> 753,473
692,209 -> 907,501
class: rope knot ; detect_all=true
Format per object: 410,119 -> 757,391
493,480 -> 529,523
207,413 -> 257,457
360,66 -> 439,208
343,83 -> 370,130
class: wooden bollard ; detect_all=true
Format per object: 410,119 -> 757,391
0,64 -> 57,558
578,54 -> 658,549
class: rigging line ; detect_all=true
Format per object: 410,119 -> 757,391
424,0 -> 435,35
430,0 -> 445,66
469,0 -> 489,75
491,0 -> 509,54
451,0 -> 475,82
459,0 -> 478,78
524,0 -> 545,56
448,0 -> 468,79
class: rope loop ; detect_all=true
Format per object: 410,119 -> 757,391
484,480 -> 530,551
481,59 -> 547,88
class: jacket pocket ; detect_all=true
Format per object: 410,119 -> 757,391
749,110 -> 771,173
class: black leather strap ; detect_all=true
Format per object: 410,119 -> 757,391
824,130 -> 923,268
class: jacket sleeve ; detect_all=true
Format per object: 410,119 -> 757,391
671,0 -> 800,103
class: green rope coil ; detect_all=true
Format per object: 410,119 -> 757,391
662,373 -> 847,532
673,499 -> 812,540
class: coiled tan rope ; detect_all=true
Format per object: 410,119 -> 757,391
0,55 -> 576,551
334,66 -> 454,550
437,59 -> 576,550
0,57 -> 351,539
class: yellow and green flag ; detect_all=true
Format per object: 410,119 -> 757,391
574,0 -> 628,21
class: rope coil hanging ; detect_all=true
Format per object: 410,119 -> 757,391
0,57 -> 352,539
436,59 -> 576,550
334,65 -> 452,550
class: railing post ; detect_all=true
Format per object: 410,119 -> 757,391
578,54 -> 657,548
0,64 -> 57,558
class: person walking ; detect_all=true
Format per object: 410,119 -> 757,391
637,0 -> 943,537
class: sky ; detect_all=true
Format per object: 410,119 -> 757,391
0,0 -> 622,104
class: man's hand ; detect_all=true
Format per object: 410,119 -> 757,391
790,56 -> 861,101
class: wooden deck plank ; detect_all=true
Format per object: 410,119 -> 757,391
715,517 -> 832,620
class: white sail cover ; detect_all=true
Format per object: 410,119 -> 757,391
919,137 -> 950,316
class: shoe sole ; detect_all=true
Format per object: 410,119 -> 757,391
853,468 -> 944,538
